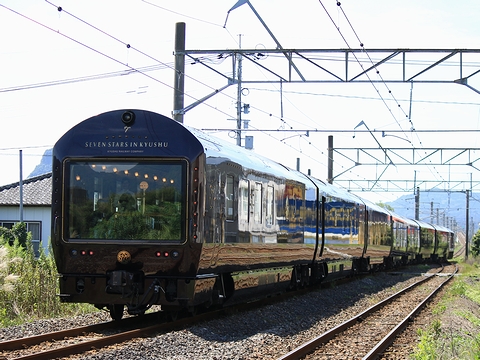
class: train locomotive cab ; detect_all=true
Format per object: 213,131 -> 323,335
51,110 -> 206,319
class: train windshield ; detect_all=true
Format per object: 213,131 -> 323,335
64,159 -> 186,242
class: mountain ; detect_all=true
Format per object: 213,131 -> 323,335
386,190 -> 480,231
28,148 -> 52,178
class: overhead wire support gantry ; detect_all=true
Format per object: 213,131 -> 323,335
182,48 -> 480,90
331,147 -> 480,168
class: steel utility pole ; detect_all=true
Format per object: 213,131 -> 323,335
415,187 -> 420,220
236,35 -> 243,146
173,22 -> 186,123
19,150 -> 23,223
327,136 -> 333,184
466,189 -> 470,260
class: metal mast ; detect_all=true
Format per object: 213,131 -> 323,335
236,35 -> 243,146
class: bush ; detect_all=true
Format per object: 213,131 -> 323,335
412,263 -> 480,359
0,224 -> 94,326
471,230 -> 480,257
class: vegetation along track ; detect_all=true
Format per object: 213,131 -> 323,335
278,263 -> 457,360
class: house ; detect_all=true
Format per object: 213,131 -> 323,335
0,173 -> 52,254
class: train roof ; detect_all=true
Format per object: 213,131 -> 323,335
432,223 -> 453,233
356,196 -> 391,214
314,180 -> 364,204
187,126 -> 314,185
412,219 -> 453,233
413,219 -> 436,230
188,125 -> 368,205
389,211 -> 420,226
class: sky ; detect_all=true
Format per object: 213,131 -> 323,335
2,0 -> 480,211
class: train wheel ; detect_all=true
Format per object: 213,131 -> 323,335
109,304 -> 124,321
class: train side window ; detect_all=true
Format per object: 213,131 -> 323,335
266,185 -> 274,225
226,175 -> 234,221
239,180 -> 249,224
254,182 -> 262,224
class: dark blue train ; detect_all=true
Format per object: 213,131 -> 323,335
51,109 -> 455,320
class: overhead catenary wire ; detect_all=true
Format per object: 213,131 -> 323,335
41,1 -> 469,197
1,2 -> 333,184
318,0 -> 448,190
0,4 -> 293,144
0,1 -> 470,202
319,1 -> 411,138
41,0 -> 317,143
0,2 -> 245,123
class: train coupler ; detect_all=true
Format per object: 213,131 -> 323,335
126,280 -> 162,315
106,270 -> 144,296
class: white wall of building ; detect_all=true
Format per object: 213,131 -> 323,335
0,206 -> 51,254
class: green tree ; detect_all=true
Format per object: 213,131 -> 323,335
0,227 -> 14,245
0,222 -> 28,247
471,229 -> 480,257
11,223 -> 28,247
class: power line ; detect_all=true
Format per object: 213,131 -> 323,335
0,2 -> 236,119
2,2 -> 477,198
0,65 -> 171,93
320,1 -> 451,187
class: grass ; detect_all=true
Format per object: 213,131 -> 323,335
411,257 -> 480,359
0,232 -> 96,327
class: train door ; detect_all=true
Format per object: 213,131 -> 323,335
224,174 -> 239,243
238,179 -> 250,242
249,180 -> 265,243
361,207 -> 368,257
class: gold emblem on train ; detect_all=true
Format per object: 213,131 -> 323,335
117,250 -> 131,264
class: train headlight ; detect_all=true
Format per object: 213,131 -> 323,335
121,110 -> 135,126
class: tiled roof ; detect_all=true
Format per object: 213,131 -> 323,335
0,173 -> 51,206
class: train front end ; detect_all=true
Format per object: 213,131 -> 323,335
51,110 -> 205,319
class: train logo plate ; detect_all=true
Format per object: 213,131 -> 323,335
117,250 -> 132,264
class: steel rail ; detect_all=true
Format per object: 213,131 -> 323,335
8,310 -> 221,360
362,265 -> 458,360
0,311 -> 163,352
5,282 -> 325,360
277,266 -> 448,360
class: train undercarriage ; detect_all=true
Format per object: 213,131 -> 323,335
59,251 -> 443,321
60,261 -> 329,321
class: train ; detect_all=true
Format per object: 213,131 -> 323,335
51,109 -> 455,320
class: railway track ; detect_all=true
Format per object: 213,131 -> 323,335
0,264 -> 451,359
277,264 -> 457,360
0,284 -> 310,360
0,312 -> 161,360
0,306 -> 250,360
